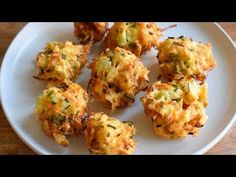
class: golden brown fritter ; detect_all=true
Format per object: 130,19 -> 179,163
88,47 -> 149,110
74,22 -> 108,44
85,112 -> 137,155
35,82 -> 89,146
104,22 -> 162,56
34,41 -> 90,84
157,36 -> 217,81
141,78 -> 208,139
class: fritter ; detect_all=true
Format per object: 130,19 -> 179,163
74,22 -> 108,44
35,82 -> 89,146
34,41 -> 90,83
85,112 -> 136,155
88,47 -> 149,110
141,78 -> 208,139
157,36 -> 216,81
105,22 -> 162,56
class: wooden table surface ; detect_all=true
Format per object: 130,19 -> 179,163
0,22 -> 235,155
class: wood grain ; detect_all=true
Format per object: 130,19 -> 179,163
0,22 -> 235,155
0,22 -> 35,155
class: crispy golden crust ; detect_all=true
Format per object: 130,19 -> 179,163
88,47 -> 149,110
157,36 -> 217,81
141,78 -> 208,139
104,22 -> 162,56
34,41 -> 91,84
74,22 -> 108,44
85,112 -> 136,155
35,82 -> 89,146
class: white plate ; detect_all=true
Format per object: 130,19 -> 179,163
1,22 -> 236,155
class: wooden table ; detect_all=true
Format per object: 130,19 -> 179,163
0,22 -> 235,155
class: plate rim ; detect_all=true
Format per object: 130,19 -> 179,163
1,22 -> 236,155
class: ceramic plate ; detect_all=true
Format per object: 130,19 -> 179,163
1,22 -> 236,154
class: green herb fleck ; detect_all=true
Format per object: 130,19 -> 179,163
169,53 -> 178,58
175,64 -> 181,73
130,24 -> 136,28
173,98 -> 181,102
184,61 -> 190,68
123,121 -> 134,127
52,115 -> 65,127
188,48 -> 194,52
173,42 -> 184,47
47,90 -> 54,97
107,124 -> 116,129
64,104 -> 70,110
124,94 -> 134,100
61,53 -> 67,60
187,83 -> 190,92
172,84 -> 178,91
121,52 -> 126,57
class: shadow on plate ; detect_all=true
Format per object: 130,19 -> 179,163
20,112 -> 90,154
